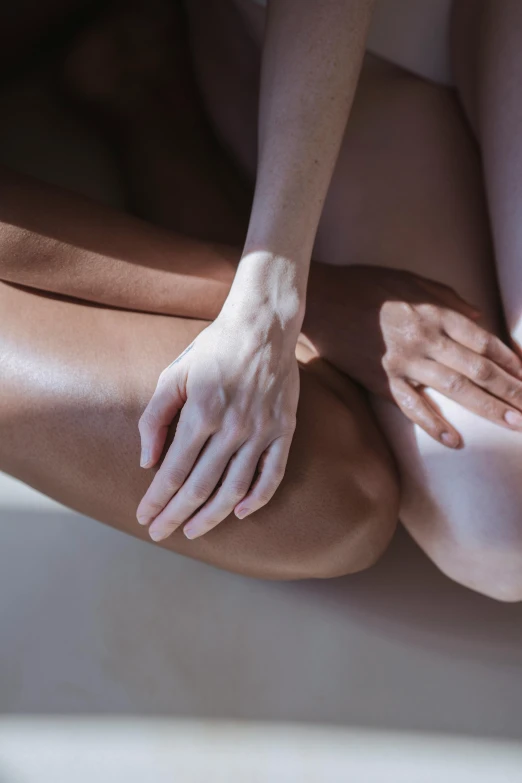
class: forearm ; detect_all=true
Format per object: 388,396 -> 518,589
0,167 -> 353,356
236,0 -> 374,323
0,166 -> 236,320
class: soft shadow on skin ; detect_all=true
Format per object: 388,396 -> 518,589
0,163 -> 230,285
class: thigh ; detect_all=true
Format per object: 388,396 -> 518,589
0,281 -> 398,581
192,8 -> 522,598
318,61 -> 522,599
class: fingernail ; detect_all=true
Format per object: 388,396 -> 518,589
235,508 -> 251,520
441,432 -> 459,448
149,527 -> 165,542
137,513 -> 150,526
140,449 -> 151,468
505,410 -> 522,429
183,526 -> 197,540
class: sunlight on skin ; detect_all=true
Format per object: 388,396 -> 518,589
1,340 -> 87,399
225,250 -> 301,328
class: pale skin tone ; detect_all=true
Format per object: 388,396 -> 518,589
3,0 -> 522,599
137,0 -> 376,541
169,0 -> 522,600
141,0 -> 522,552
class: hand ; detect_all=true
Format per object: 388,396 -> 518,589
304,265 -> 522,447
136,309 -> 300,541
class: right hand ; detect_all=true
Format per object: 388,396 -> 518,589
304,265 -> 522,447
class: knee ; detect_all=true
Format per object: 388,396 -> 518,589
433,541 -> 522,603
307,450 -> 399,580
265,440 -> 400,582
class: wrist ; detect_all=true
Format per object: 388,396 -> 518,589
226,250 -> 307,330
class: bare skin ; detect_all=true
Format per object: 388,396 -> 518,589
0,271 -> 396,580
0,5 -> 399,580
3,0 -> 522,597
132,0 -> 377,535
189,0 -> 522,600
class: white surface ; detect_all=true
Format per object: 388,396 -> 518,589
1,719 -> 522,783
1,472 -> 522,741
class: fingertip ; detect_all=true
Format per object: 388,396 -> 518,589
149,527 -> 166,542
140,448 -> 152,468
440,430 -> 461,449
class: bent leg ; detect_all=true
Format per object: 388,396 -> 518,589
190,3 -> 522,599
0,280 -> 397,580
317,62 -> 522,601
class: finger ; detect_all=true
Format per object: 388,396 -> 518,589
442,310 -> 522,379
389,377 -> 461,448
138,367 -> 185,469
415,360 -> 522,432
428,339 -> 522,412
182,443 -> 262,540
147,436 -> 240,542
234,434 -> 293,518
415,277 -> 481,320
136,406 -> 212,525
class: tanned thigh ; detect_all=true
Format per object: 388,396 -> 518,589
0,281 -> 398,581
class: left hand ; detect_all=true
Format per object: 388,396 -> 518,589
136,308 -> 300,541
304,264 -> 522,446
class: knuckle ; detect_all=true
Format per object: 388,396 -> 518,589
252,412 -> 277,439
469,358 -> 494,384
138,408 -> 158,431
255,487 -> 277,507
226,480 -> 251,500
432,334 -> 448,354
186,481 -> 212,504
403,323 -> 425,348
382,300 -> 415,324
225,423 -> 249,446
252,493 -> 270,509
474,331 -> 491,356
504,384 -> 522,402
162,464 -> 187,489
417,303 -> 440,321
444,373 -> 467,395
396,308 -> 422,340
142,499 -> 166,518
222,413 -> 249,443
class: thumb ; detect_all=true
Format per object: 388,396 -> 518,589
138,366 -> 186,469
